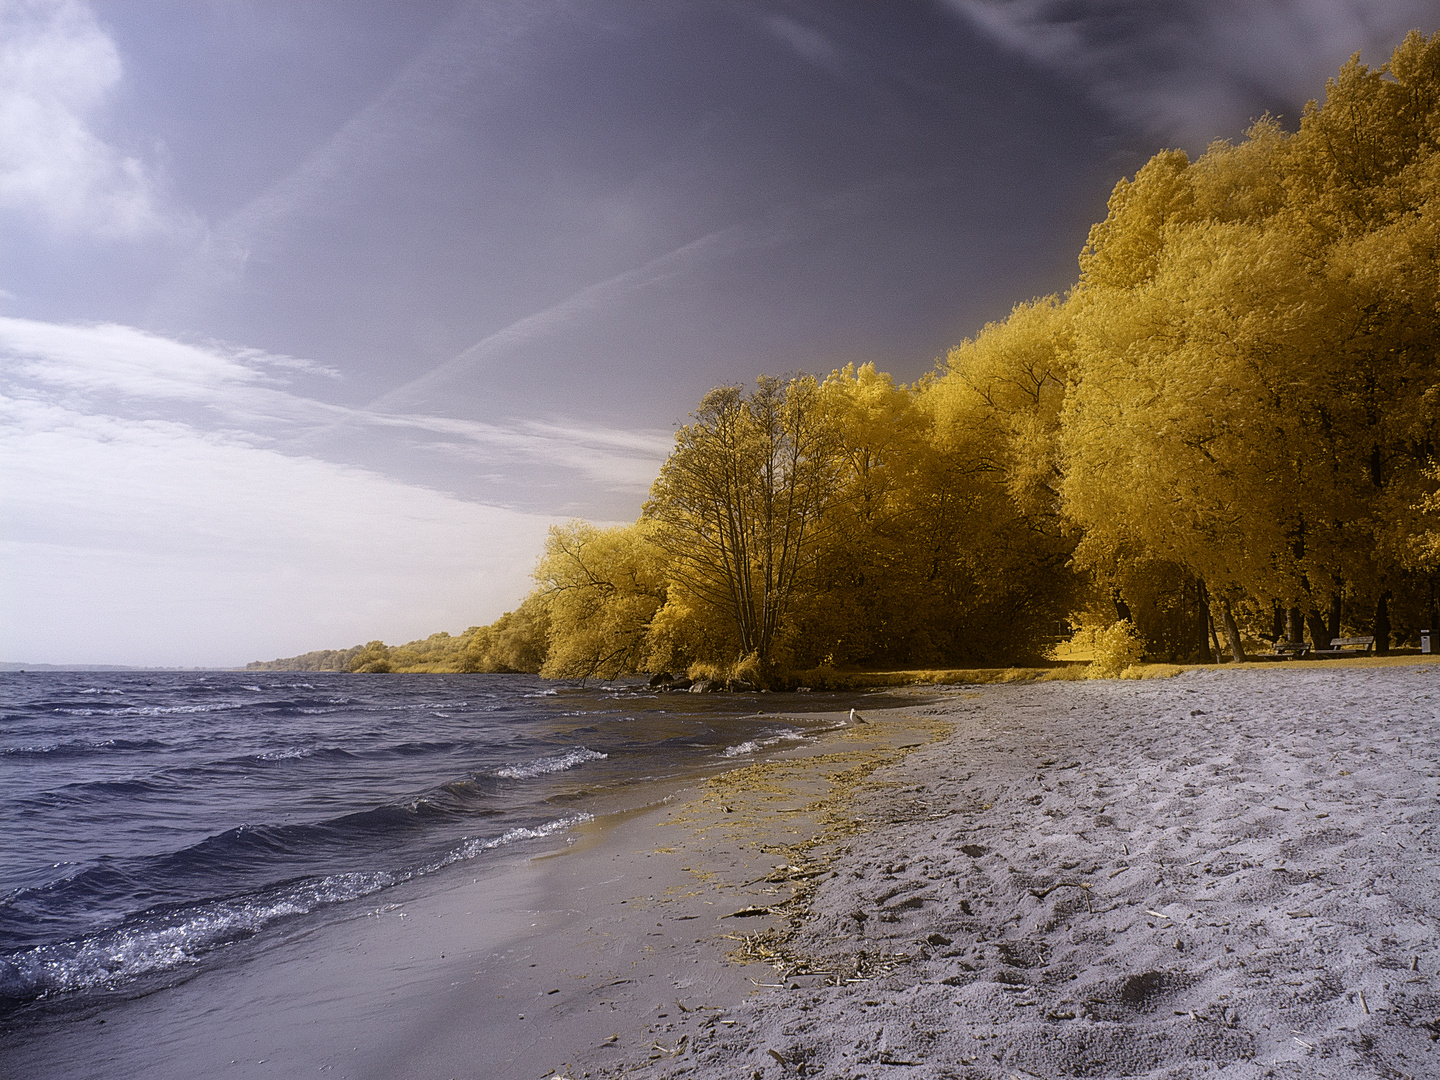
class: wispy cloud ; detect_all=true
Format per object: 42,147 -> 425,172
0,315 -> 626,663
148,0 -> 542,320
0,0 -> 172,236
0,317 -> 270,400
0,315 -> 671,494
368,412 -> 675,491
763,14 -> 850,79
373,171 -> 938,419
0,314 -> 674,662
944,0 -> 1440,145
370,222 -> 783,412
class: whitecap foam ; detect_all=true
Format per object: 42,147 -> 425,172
0,871 -> 395,1004
0,813 -> 595,1005
254,747 -> 313,761
451,813 -> 594,859
52,702 -> 246,718
523,688 -> 559,697
721,731 -> 806,758
2,737 -> 164,757
495,747 -> 606,780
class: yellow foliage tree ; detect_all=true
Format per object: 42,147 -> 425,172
461,594 -> 550,673
918,297 -> 1083,660
534,521 -> 667,680
644,375 -> 842,678
1062,29 -> 1440,655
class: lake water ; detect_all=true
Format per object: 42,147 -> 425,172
0,670 -> 872,1018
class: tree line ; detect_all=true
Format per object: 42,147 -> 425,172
251,31 -> 1440,682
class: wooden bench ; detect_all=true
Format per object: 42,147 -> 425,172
1311,635 -> 1375,658
1270,641 -> 1312,659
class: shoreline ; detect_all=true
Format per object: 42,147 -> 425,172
797,651 -> 1440,691
0,703 -> 943,1080
6,663 -> 1439,1078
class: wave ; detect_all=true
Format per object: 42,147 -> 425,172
721,731 -> 806,757
50,702 -> 247,718
240,741 -> 458,766
3,769 -> 519,929
0,873 -> 390,1005
495,747 -> 606,779
252,746 -> 313,762
448,814 -> 591,859
0,813 -> 591,1007
1,737 -> 169,759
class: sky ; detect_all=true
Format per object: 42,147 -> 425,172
3,0 -> 1439,667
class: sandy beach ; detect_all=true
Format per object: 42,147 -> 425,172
5,662 -> 1438,1080
562,661 -> 1440,1080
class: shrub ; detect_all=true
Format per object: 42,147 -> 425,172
1075,622 -> 1146,679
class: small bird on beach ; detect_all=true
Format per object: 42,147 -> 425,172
849,708 -> 866,724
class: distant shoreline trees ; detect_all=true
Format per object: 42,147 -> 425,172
250,30 -> 1440,682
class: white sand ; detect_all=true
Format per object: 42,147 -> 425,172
577,664 -> 1440,1079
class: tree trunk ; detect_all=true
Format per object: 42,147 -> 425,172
1195,579 -> 1213,664
1305,609 -> 1331,652
1113,588 -> 1132,624
1326,592 -> 1342,641
1209,609 -> 1224,663
1286,606 -> 1303,644
1374,592 -> 1392,655
1271,601 -> 1285,644
1220,597 -> 1247,662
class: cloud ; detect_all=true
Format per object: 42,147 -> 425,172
370,222 -> 780,412
0,394 -> 555,666
944,0 -> 1440,145
0,316 -> 670,491
148,0 -> 542,318
370,173 -> 933,419
0,314 -> 677,662
764,14 -> 849,78
366,412 -> 674,491
0,0 -> 170,236
0,317 -> 270,401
